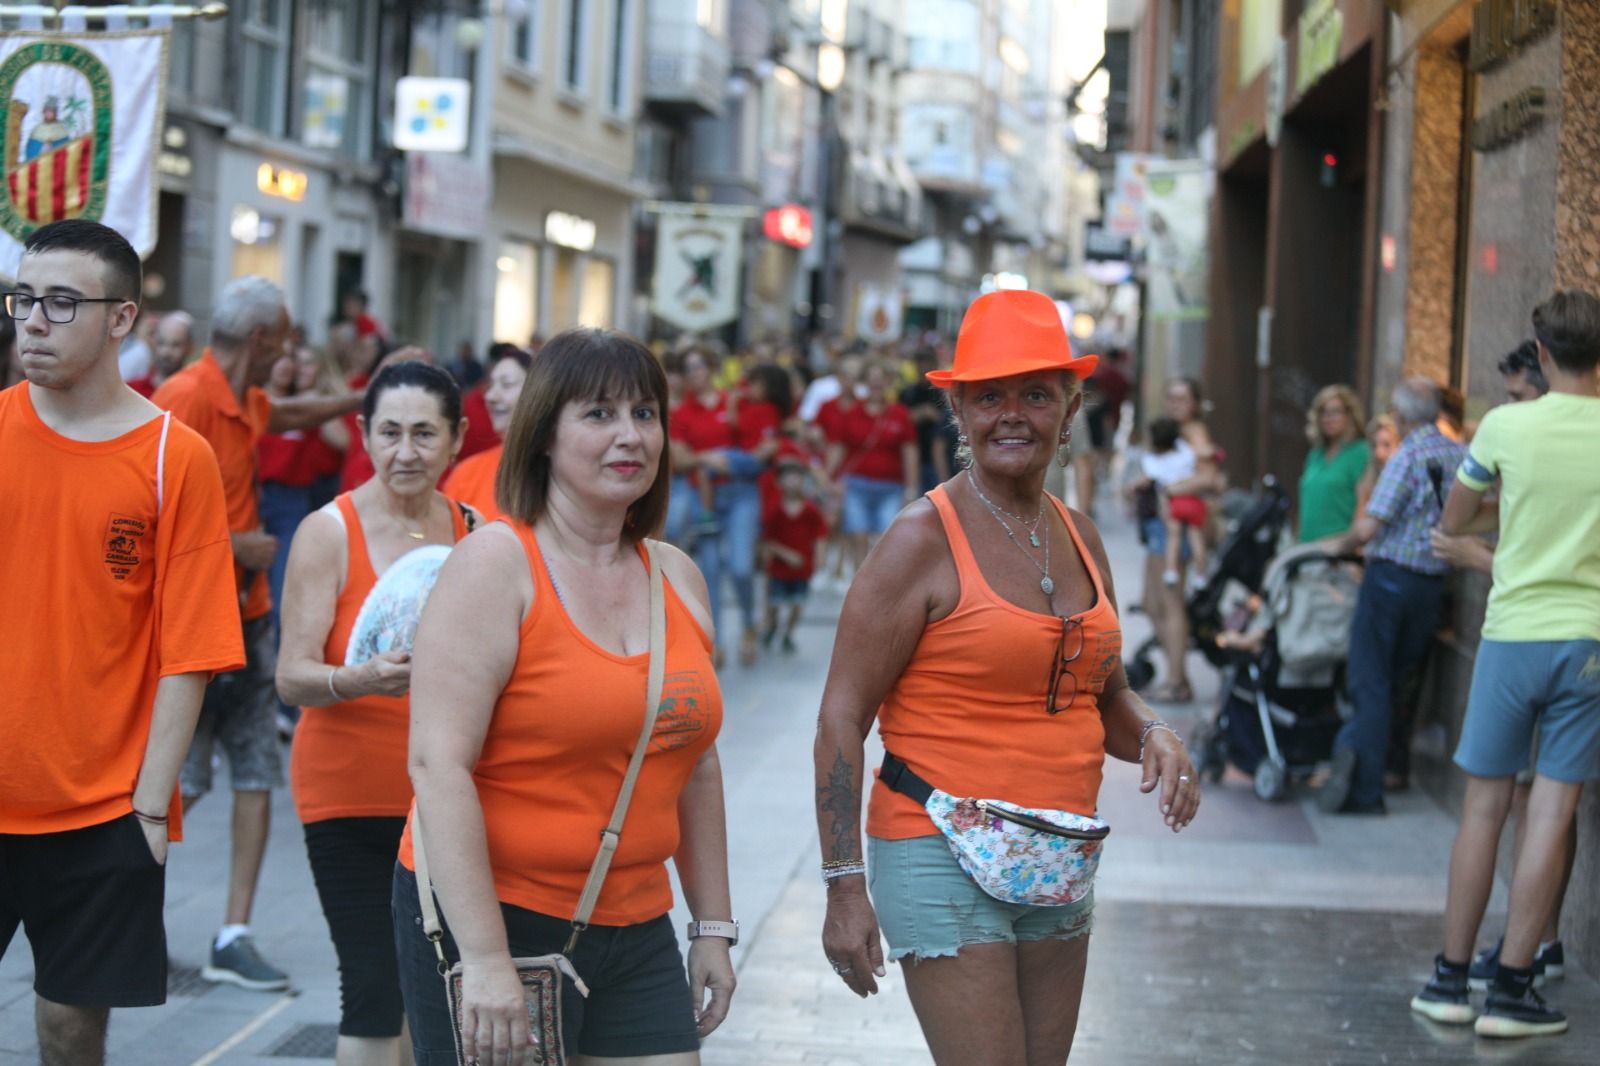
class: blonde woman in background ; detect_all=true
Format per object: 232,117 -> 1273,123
1354,413 -> 1399,519
1297,384 -> 1368,542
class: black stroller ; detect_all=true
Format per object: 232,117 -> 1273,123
1124,477 -> 1293,692
1189,544 -> 1364,801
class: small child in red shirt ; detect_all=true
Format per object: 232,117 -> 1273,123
760,457 -> 828,653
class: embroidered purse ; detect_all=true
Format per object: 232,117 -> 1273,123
411,541 -> 666,1065
880,752 -> 1109,906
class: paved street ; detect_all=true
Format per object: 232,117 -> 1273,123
4,501 -> 1596,1065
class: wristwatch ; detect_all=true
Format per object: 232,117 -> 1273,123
686,919 -> 739,945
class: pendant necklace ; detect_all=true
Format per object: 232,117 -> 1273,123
968,468 -> 1045,547
967,472 -> 1054,597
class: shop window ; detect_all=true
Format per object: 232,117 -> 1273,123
510,0 -> 542,73
494,241 -> 540,345
230,206 -> 285,285
607,0 -> 633,115
562,0 -> 590,96
241,0 -> 292,136
550,247 -> 580,328
304,2 -> 376,158
579,258 -> 614,328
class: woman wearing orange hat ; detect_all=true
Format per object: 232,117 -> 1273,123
811,290 -> 1200,1063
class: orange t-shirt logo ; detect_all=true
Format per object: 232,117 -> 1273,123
103,514 -> 149,581
652,670 -> 712,752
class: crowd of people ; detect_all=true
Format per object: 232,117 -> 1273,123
2,214 -> 1594,1066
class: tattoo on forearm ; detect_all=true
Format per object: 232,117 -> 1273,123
819,750 -> 860,861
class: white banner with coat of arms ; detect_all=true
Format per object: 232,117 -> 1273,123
0,31 -> 168,278
651,207 -> 745,334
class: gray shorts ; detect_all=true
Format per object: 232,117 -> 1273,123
1454,638 -> 1600,784
867,834 -> 1094,963
181,615 -> 284,797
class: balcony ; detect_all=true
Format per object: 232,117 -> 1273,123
643,10 -> 730,119
838,147 -> 924,242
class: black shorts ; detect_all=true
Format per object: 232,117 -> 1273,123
304,817 -> 408,1037
0,814 -> 167,1007
392,864 -> 698,1064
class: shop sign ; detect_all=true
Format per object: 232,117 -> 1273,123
1084,224 -> 1131,263
393,76 -> 470,153
1471,87 -> 1549,152
257,162 -> 307,202
0,30 -> 168,277
650,205 -> 742,333
403,152 -> 487,240
303,72 -> 348,151
545,210 -> 596,251
762,204 -> 813,249
1295,0 -> 1343,98
1469,0 -> 1558,73
157,122 -> 191,178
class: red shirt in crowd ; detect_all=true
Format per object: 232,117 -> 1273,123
258,428 -> 344,487
832,401 -> 915,483
763,496 -> 829,581
734,399 -> 782,451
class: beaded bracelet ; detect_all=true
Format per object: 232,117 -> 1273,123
1139,719 -> 1182,760
822,862 -> 866,882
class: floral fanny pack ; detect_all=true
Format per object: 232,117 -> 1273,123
880,752 -> 1109,906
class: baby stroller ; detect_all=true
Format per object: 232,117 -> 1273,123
1190,544 -> 1363,801
1124,477 -> 1293,692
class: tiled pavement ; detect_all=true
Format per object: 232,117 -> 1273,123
4,500 -> 1597,1064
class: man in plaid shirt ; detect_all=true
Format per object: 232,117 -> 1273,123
1317,377 -> 1465,814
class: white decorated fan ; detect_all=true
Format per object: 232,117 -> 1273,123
344,544 -> 453,665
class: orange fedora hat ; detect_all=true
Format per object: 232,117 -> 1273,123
927,290 -> 1098,387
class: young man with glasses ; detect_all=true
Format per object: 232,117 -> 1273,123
0,219 -> 245,1065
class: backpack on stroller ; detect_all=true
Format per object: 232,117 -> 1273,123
1125,477 -> 1293,691
1190,543 -> 1363,801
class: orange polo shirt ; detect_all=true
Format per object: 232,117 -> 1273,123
441,444 -> 503,522
0,383 -> 245,835
153,351 -> 275,620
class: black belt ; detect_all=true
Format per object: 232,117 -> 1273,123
879,752 -> 933,805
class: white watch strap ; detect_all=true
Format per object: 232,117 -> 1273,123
688,919 -> 739,943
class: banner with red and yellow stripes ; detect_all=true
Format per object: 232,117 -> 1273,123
7,135 -> 94,225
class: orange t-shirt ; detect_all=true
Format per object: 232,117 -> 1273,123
291,492 -> 470,823
0,383 -> 245,836
152,351 -> 274,621
441,444 -> 503,523
400,525 -> 722,925
866,485 -> 1122,839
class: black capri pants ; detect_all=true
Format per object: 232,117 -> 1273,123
303,816 -> 408,1037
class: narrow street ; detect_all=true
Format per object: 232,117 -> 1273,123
3,503 -> 1595,1065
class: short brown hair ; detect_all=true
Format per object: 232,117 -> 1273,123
1532,290 -> 1600,374
496,328 -> 671,537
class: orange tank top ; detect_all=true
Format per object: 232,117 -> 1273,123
399,522 -> 722,926
866,485 -> 1123,839
291,492 -> 469,823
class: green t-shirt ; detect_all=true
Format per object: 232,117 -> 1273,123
1458,393 -> 1600,642
1298,439 -> 1369,542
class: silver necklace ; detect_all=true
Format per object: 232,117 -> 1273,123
967,472 -> 1055,597
968,469 -> 1044,547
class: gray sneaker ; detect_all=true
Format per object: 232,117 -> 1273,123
202,935 -> 289,991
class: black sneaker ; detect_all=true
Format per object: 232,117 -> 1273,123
1475,984 -> 1567,1038
202,935 -> 289,991
1540,940 -> 1565,979
1316,748 -> 1356,813
1410,956 -> 1475,1025
1468,939 -> 1547,990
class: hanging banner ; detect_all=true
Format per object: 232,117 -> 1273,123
1141,159 -> 1211,323
651,207 -> 743,333
855,285 -> 903,343
0,30 -> 169,277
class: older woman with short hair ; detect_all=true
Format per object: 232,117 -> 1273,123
395,329 -> 736,1065
813,290 -> 1199,1065
1298,384 -> 1368,542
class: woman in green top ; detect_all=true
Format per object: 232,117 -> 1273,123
1298,384 -> 1369,542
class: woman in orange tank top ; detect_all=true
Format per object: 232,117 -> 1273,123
441,345 -> 530,522
812,291 -> 1202,1064
276,362 -> 472,1065
396,329 -> 735,1066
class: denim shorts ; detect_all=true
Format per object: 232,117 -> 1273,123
867,835 -> 1094,962
1454,639 -> 1600,783
392,865 -> 697,1063
767,576 -> 810,606
1139,517 -> 1193,562
841,475 -> 904,535
181,615 -> 283,796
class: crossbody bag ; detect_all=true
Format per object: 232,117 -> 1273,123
879,752 -> 1109,907
411,540 -> 666,1066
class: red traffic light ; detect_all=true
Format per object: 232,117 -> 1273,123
763,205 -> 814,249
1322,153 -> 1338,168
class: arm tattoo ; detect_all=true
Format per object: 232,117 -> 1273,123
819,750 -> 861,862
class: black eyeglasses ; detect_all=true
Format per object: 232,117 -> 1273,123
4,292 -> 127,324
1046,616 -> 1086,715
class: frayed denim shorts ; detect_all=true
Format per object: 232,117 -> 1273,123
868,834 -> 1094,962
